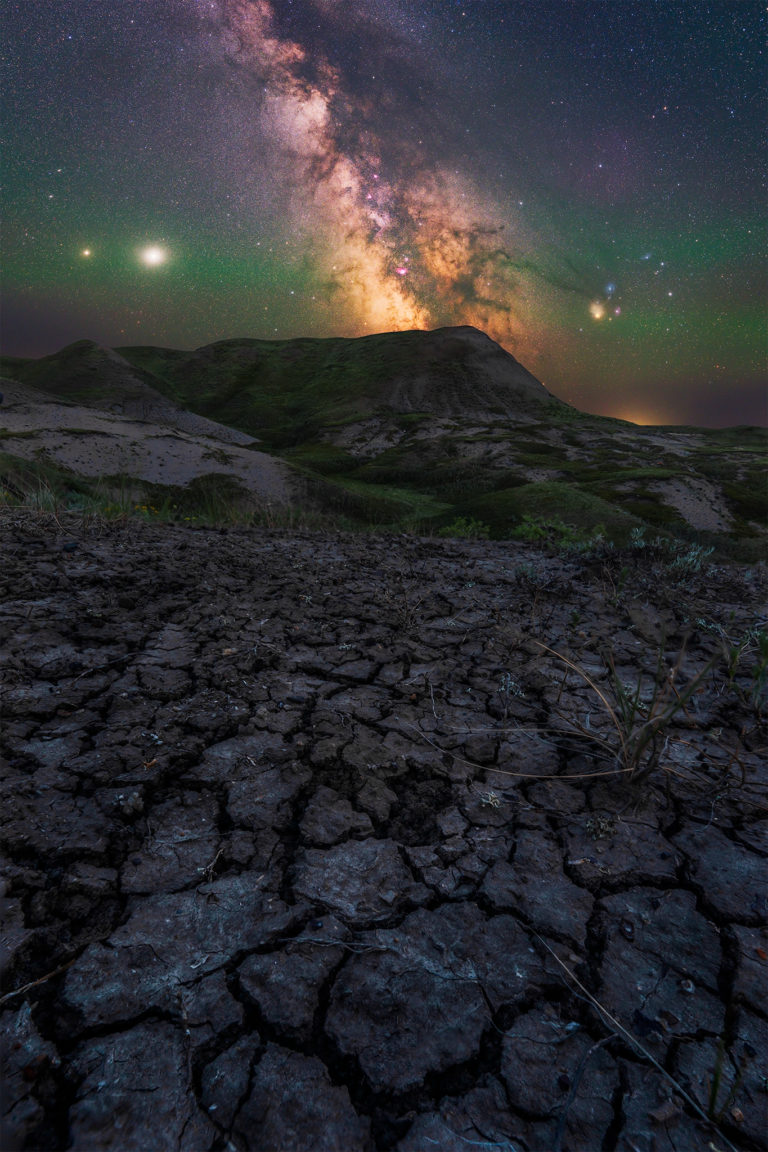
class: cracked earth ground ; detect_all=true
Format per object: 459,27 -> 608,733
1,511 -> 766,1151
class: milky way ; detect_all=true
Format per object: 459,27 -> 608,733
3,0 -> 765,424
197,0 -> 548,361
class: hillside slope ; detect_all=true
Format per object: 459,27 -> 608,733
0,376 -> 292,510
2,327 -> 766,552
113,325 -> 559,446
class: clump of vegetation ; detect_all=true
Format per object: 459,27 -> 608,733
437,516 -> 491,540
450,480 -> 642,544
536,641 -> 720,784
626,526 -> 714,580
0,452 -> 94,513
0,456 -> 327,530
509,513 -> 607,555
696,617 -> 768,722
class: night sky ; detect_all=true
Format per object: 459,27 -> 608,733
3,1 -> 766,425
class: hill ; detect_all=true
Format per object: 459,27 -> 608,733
115,325 -> 559,443
1,327 -> 766,555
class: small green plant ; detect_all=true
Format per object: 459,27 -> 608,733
509,562 -> 547,589
626,527 -> 714,580
497,670 -> 525,720
668,542 -> 715,576
510,514 -> 607,556
537,641 -> 720,783
706,1035 -> 750,1124
725,628 -> 768,719
699,619 -> 768,721
382,577 -> 424,631
437,516 -> 490,540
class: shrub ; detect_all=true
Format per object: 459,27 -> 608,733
437,516 -> 491,540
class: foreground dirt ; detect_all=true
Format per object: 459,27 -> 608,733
1,512 -> 766,1152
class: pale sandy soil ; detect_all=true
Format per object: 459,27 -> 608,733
0,381 -> 292,502
649,477 -> 733,532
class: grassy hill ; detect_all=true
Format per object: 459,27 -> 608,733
115,325 -> 557,446
1,327 -> 766,556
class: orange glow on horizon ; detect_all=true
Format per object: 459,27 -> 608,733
614,408 -> 665,426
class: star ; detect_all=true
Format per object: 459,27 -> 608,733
139,245 -> 168,267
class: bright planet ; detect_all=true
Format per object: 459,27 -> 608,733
139,246 -> 168,267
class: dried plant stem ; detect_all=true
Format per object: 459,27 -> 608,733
534,935 -> 739,1152
0,956 -> 78,1006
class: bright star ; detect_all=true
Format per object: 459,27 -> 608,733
139,245 -> 168,267
589,301 -> 606,321
81,248 -> 92,257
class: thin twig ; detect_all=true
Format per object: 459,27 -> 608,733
403,721 -> 633,781
0,956 -> 79,1006
72,653 -> 131,682
536,641 -> 628,760
534,934 -> 739,1152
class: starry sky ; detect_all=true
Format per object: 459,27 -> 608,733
3,0 -> 766,425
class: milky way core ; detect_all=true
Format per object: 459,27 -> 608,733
208,0 -> 547,362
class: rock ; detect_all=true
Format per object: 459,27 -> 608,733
227,761 -> 311,829
481,830 -> 594,945
674,1010 -> 768,1149
395,1075 -> 527,1151
562,811 -> 678,889
68,1021 -> 215,1151
0,777 -> 110,858
501,1009 -> 617,1146
597,888 -> 724,1056
325,904 -> 542,1092
614,1062 -> 712,1151
355,779 -> 398,821
178,970 -> 244,1053
673,825 -> 767,925
120,791 -> 220,894
239,916 -> 348,1041
234,1044 -> 371,1151
188,733 -> 291,783
62,874 -> 303,1029
730,923 -> 768,1012
200,1032 -> 261,1129
495,731 -> 560,781
0,898 -> 35,985
0,1002 -> 60,1152
292,839 -> 429,923
300,786 -> 374,846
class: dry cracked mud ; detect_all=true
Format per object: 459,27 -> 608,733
1,511 -> 766,1151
